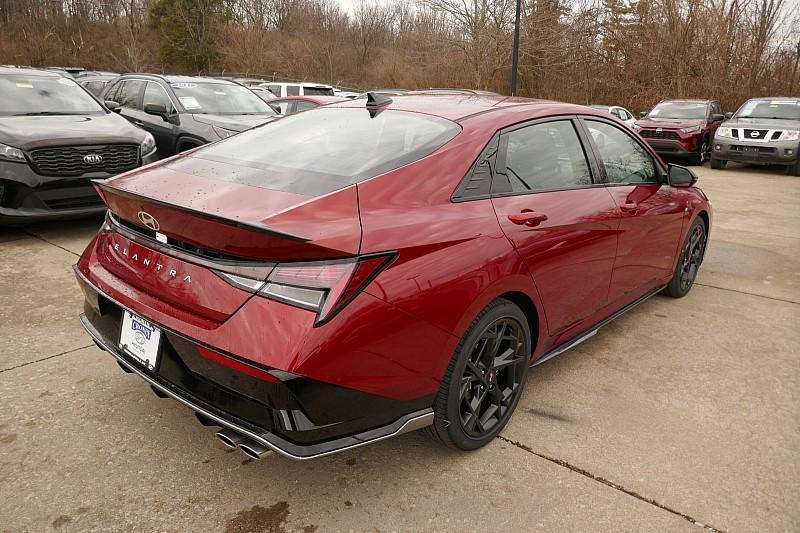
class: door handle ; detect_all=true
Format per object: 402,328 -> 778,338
619,202 -> 639,214
508,209 -> 548,226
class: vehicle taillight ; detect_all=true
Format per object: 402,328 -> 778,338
217,254 -> 394,325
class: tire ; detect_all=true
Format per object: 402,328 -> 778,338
710,157 -> 726,170
787,159 -> 800,177
427,299 -> 531,450
689,137 -> 710,166
663,217 -> 707,298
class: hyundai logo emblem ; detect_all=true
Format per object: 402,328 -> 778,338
83,153 -> 103,164
137,211 -> 160,231
750,131 -> 760,138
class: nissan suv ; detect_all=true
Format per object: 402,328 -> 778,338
101,74 -> 278,157
711,98 -> 800,175
0,67 -> 157,224
634,99 -> 725,165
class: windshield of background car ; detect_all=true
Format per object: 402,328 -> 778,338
735,99 -> 800,120
648,102 -> 707,119
0,75 -> 105,116
180,108 -> 461,195
170,82 -> 275,115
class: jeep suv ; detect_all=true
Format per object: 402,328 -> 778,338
711,98 -> 800,175
634,99 -> 725,165
0,67 -> 157,224
102,74 -> 278,157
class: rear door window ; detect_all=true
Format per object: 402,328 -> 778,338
303,87 -> 334,96
171,108 -> 461,196
294,101 -> 316,112
494,120 -> 593,194
119,80 -> 145,109
286,84 -> 300,96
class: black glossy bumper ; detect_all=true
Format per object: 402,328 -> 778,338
643,139 -> 695,155
0,152 -> 158,225
76,271 -> 433,459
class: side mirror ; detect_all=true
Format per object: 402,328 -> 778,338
104,100 -> 121,113
144,103 -> 170,121
724,112 -> 733,119
711,113 -> 724,122
667,164 -> 697,187
639,111 -> 647,118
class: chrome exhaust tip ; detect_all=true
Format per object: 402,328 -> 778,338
239,439 -> 272,460
216,428 -> 247,448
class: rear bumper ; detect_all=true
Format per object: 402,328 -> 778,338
74,265 -> 436,459
712,138 -> 799,165
0,152 -> 157,225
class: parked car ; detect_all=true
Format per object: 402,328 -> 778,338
75,94 -> 711,459
245,85 -> 277,102
102,74 -> 278,156
78,73 -> 119,97
259,81 -> 335,97
0,67 -> 157,224
268,95 -> 347,115
634,99 -> 725,165
589,104 -> 636,127
711,97 -> 800,175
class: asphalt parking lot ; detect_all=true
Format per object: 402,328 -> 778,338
1,163 -> 798,533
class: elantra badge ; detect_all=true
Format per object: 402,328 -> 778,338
83,154 -> 103,164
137,211 -> 160,231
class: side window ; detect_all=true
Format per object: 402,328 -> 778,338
618,109 -> 630,121
286,84 -> 300,96
585,120 -> 656,184
266,84 -> 281,96
294,101 -> 316,113
118,80 -> 144,109
104,81 -> 121,101
495,120 -> 593,194
610,108 -> 622,119
143,82 -> 174,113
271,101 -> 289,115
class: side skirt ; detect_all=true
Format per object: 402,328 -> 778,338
531,285 -> 666,367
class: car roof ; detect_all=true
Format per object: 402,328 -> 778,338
658,99 -> 715,104
0,66 -> 62,78
272,96 -> 346,104
328,94 -> 599,123
118,73 -> 238,85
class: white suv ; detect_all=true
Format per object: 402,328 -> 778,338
259,82 -> 334,97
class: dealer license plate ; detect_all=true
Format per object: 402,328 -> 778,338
119,311 -> 162,371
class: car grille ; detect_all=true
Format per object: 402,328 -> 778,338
29,145 -> 140,177
743,129 -> 769,141
640,129 -> 680,141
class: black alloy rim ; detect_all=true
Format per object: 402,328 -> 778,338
680,224 -> 706,291
459,317 -> 527,438
701,140 -> 710,162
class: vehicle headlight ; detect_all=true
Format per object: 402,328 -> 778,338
0,142 -> 25,162
716,127 -> 733,138
212,125 -> 238,139
778,130 -> 800,141
681,125 -> 701,134
140,132 -> 157,155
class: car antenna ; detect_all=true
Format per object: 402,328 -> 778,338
366,91 -> 392,118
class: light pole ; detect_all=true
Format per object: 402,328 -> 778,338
510,0 -> 522,96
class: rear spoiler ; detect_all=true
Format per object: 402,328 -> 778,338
92,180 -> 310,243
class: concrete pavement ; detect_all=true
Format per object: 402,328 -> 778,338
0,162 -> 797,532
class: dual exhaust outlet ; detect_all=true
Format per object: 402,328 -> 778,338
215,427 -> 272,460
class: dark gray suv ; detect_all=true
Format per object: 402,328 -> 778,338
711,98 -> 800,175
0,67 -> 157,224
101,74 -> 278,157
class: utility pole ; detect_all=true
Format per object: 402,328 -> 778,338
510,0 -> 522,96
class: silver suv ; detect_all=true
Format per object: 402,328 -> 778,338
711,98 -> 800,175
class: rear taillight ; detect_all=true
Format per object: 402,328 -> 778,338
217,253 -> 394,325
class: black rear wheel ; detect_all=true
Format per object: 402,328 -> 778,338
428,299 -> 530,450
787,159 -> 800,177
710,157 -> 726,169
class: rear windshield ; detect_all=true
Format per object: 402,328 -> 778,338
175,107 -> 460,196
648,102 -> 707,119
303,86 -> 335,96
735,99 -> 800,120
170,82 -> 275,115
0,75 -> 105,116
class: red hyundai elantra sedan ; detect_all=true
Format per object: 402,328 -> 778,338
75,93 -> 711,460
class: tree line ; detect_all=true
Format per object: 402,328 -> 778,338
0,0 -> 798,112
